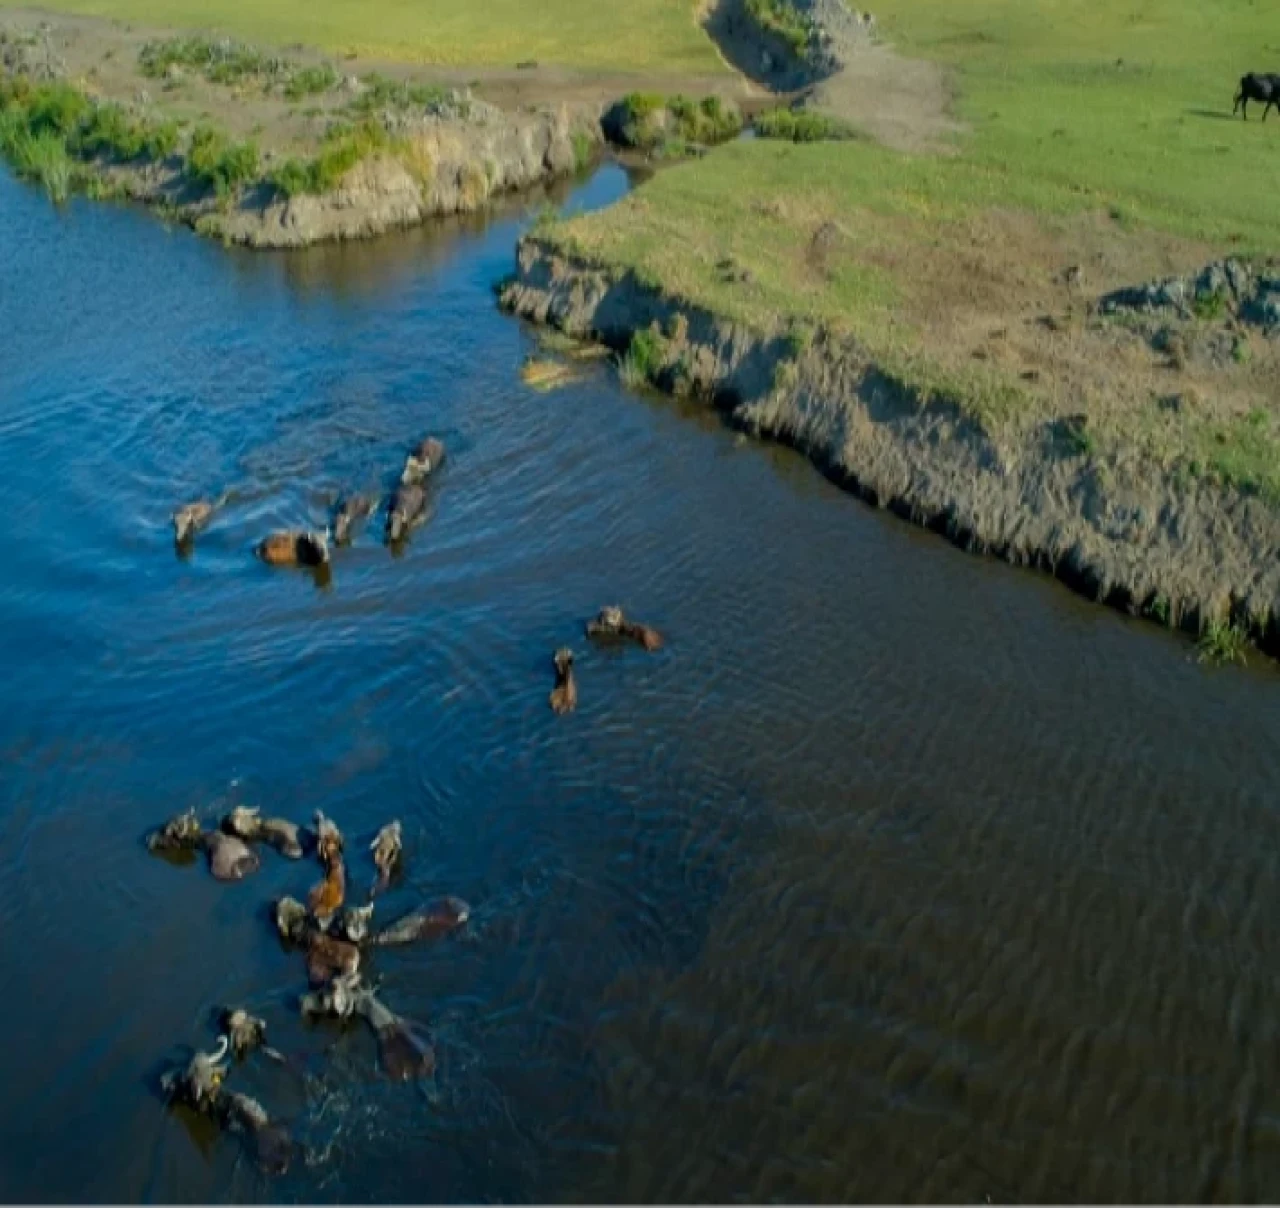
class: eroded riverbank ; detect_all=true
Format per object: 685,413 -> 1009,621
0,15 -> 611,246
502,237 -> 1280,658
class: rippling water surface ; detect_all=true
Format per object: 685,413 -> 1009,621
2,163 -> 1280,1203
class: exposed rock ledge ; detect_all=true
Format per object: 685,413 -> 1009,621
102,103 -> 601,249
501,237 -> 1280,654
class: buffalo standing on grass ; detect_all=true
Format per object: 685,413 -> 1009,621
1234,72 -> 1280,120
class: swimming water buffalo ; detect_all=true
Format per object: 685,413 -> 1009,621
1234,72 -> 1280,120
159,1035 -> 293,1174
401,437 -> 445,486
549,647 -> 577,715
256,529 -> 330,568
219,1007 -> 284,1063
334,902 -> 374,943
220,1089 -> 295,1176
299,971 -> 435,1082
313,810 -> 345,863
369,821 -> 402,897
307,852 -> 347,931
161,1035 -> 229,1112
147,809 -> 260,881
585,605 -> 665,652
172,494 -> 227,547
385,480 -> 427,544
276,895 -> 361,987
331,493 -> 376,545
221,806 -> 305,860
368,896 -> 471,946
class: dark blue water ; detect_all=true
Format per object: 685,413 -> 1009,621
2,163 -> 1280,1203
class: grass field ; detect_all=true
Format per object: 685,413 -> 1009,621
544,0 -> 1280,492
557,0 -> 1280,318
0,0 -> 725,70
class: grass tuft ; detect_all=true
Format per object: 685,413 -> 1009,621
1198,619 -> 1249,666
618,327 -> 663,388
186,124 -> 259,197
755,107 -> 854,143
611,91 -> 741,152
349,72 -> 448,115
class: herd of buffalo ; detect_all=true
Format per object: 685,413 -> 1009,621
156,434 -> 667,1175
151,804 -> 471,1175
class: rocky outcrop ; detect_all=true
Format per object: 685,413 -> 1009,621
501,237 -> 1280,653
1099,258 -> 1280,331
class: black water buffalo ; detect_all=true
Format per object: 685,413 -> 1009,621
1234,72 -> 1280,120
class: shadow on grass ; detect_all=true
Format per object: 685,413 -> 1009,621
1184,107 -> 1240,122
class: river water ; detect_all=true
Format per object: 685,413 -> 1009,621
2,162 -> 1280,1203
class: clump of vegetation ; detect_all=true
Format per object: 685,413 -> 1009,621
0,119 -> 74,200
72,102 -> 179,161
1198,619 -> 1249,666
618,328 -> 664,388
350,72 -> 447,115
284,63 -> 340,101
668,95 -> 742,144
572,130 -> 594,173
754,107 -> 855,143
0,79 -> 180,199
611,92 -> 741,153
139,35 -> 272,85
139,35 -> 339,101
1192,289 -> 1227,322
187,125 -> 260,198
744,0 -> 811,57
268,119 -> 391,197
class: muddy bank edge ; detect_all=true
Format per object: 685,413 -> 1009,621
502,236 -> 1280,655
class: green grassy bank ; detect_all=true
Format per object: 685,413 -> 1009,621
541,0 -> 1280,495
0,0 -> 725,70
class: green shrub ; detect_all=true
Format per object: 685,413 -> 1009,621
71,103 -> 180,162
25,82 -> 89,137
669,93 -> 741,144
754,107 -> 854,142
268,156 -> 315,197
744,0 -> 810,56
616,91 -> 741,151
1192,289 -> 1227,322
572,130 -> 593,172
267,119 -> 388,197
313,119 -> 386,187
350,72 -> 447,114
618,327 -> 664,387
622,92 -> 665,121
187,125 -> 260,197
284,63 -> 339,100
139,35 -> 271,85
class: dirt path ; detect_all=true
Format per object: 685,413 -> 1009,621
695,0 -> 962,154
802,0 -> 963,153
810,40 -> 962,153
